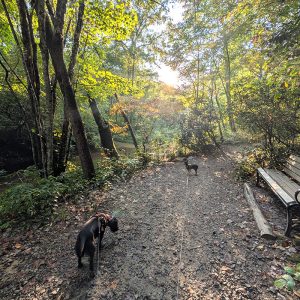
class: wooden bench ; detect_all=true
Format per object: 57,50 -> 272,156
257,155 -> 300,236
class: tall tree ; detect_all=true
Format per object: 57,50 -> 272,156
43,0 -> 95,179
88,96 -> 119,159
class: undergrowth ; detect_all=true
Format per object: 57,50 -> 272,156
235,145 -> 290,180
0,157 -> 145,228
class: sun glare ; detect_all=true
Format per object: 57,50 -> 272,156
158,64 -> 180,87
170,2 -> 184,23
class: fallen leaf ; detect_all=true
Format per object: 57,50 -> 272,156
294,290 -> 300,297
220,266 -> 231,273
15,243 -> 22,249
257,245 -> 264,250
282,240 -> 290,248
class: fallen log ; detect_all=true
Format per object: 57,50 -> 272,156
244,183 -> 276,240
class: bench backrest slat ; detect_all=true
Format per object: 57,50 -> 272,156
290,155 -> 300,165
284,155 -> 300,183
283,167 -> 300,184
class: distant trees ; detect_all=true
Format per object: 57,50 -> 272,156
165,0 -> 300,151
232,0 -> 300,151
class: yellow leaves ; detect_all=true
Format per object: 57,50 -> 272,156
110,103 -> 125,114
79,64 -> 141,98
66,161 -> 78,172
111,124 -> 128,135
53,129 -> 62,138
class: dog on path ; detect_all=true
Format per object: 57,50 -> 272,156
75,213 -> 118,274
183,158 -> 198,175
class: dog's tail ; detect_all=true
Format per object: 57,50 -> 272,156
75,235 -> 85,258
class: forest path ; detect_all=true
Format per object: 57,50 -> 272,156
0,145 -> 293,300
82,147 -> 279,299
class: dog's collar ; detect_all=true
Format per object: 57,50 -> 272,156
96,216 -> 106,233
93,213 -> 111,222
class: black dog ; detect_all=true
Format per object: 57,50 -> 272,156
183,158 -> 198,175
75,213 -> 118,274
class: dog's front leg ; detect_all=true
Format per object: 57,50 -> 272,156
78,256 -> 83,268
98,232 -> 104,249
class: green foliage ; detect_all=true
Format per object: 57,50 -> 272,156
274,264 -> 300,292
0,168 -> 85,226
180,105 -> 219,151
235,147 -> 267,180
235,144 -> 292,180
0,157 -> 144,227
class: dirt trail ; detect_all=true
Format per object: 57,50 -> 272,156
84,151 -> 277,300
0,146 -> 297,299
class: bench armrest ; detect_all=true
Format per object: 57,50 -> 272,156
295,190 -> 300,204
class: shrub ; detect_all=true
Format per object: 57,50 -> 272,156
0,157 -> 144,227
235,143 -> 293,180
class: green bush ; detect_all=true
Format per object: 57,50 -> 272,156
235,147 -> 268,180
235,144 -> 291,180
0,157 -> 144,227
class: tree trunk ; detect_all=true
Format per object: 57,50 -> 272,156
45,11 -> 95,179
36,0 -> 54,176
114,93 -> 139,150
214,81 -> 225,130
210,77 -> 224,143
223,36 -> 236,132
54,0 -> 86,176
88,97 -> 119,159
54,102 -> 70,176
14,0 -> 46,173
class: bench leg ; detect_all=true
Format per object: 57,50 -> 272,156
285,206 -> 293,237
256,171 -> 260,187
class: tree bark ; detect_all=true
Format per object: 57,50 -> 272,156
45,2 -> 95,179
88,97 -> 119,159
114,93 -> 139,150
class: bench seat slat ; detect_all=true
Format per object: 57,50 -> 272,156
267,169 -> 299,198
257,167 -> 296,206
